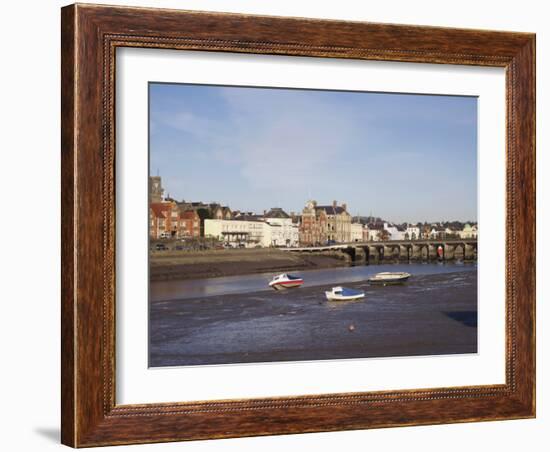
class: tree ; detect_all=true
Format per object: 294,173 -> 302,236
377,229 -> 390,241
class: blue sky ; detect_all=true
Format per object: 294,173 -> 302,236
149,83 -> 477,223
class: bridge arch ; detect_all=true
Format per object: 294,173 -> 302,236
400,244 -> 412,261
282,239 -> 477,264
368,245 -> 384,263
384,244 -> 400,261
454,243 -> 466,261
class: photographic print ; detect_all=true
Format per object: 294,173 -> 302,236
148,83 -> 478,367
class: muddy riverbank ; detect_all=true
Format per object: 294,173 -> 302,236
149,269 -> 477,367
150,248 -> 348,281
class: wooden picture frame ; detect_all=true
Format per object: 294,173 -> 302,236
61,3 -> 535,447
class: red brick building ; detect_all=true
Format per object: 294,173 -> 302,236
150,201 -> 180,239
179,210 -> 201,238
299,201 -> 328,246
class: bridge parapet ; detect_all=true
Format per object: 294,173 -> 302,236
283,239 -> 477,264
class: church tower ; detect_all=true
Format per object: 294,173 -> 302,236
149,176 -> 164,203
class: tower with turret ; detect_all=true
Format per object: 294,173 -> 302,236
149,176 -> 164,203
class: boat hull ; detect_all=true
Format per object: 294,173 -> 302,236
269,280 -> 303,290
368,276 -> 410,284
368,272 -> 411,284
325,286 -> 365,301
325,292 -> 365,301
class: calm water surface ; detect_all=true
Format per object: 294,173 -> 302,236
151,262 -> 476,302
149,263 -> 478,367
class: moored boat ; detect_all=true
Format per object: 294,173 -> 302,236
269,273 -> 304,290
368,272 -> 411,284
325,286 -> 365,301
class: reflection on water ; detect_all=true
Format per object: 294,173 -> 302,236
150,262 -> 476,302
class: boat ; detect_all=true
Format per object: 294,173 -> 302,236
325,286 -> 365,301
368,272 -> 411,284
268,273 -> 304,290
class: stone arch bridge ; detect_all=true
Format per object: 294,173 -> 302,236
283,239 -> 477,264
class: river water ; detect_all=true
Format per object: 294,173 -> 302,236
150,262 -> 475,302
150,263 -> 478,367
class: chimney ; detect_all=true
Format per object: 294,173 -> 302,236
333,200 -> 337,208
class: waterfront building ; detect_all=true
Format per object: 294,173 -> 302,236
384,222 -> 406,241
149,206 -> 165,239
444,226 -> 461,238
233,211 -> 263,221
420,224 -> 432,239
290,223 -> 300,247
179,210 -> 201,238
150,201 -> 180,239
299,200 -> 351,245
264,223 -> 283,247
350,223 -> 364,242
317,201 -> 352,243
203,210 -> 300,248
429,225 -> 446,239
405,224 -> 421,240
364,222 -> 384,241
362,225 -> 372,242
299,201 -> 328,246
204,219 -> 266,248
210,204 -> 233,220
264,208 -> 300,247
177,201 -> 233,237
291,214 -> 301,246
460,223 -> 478,239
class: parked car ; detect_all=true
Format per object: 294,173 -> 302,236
155,243 -> 168,251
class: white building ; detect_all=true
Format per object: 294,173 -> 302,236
444,227 -> 461,237
264,208 -> 300,247
205,219 -> 265,248
264,223 -> 283,247
363,224 -> 383,241
384,222 -> 406,241
429,226 -> 446,239
204,215 -> 300,248
405,224 -> 420,240
460,223 -> 478,239
350,223 -> 364,242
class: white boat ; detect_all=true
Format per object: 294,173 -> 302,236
368,272 -> 411,284
269,273 -> 304,290
325,286 -> 365,301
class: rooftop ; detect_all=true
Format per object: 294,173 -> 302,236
265,207 -> 290,219
316,205 -> 347,215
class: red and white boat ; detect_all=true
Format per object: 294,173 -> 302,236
268,273 -> 304,290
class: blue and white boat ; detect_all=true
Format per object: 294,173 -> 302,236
325,286 -> 365,301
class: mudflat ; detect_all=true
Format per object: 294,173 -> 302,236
149,270 -> 477,367
150,248 -> 347,281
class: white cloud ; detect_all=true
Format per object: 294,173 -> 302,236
160,111 -> 223,136
154,86 -> 366,193
217,88 -> 362,191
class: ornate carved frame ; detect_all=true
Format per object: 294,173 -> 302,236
61,3 -> 535,447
